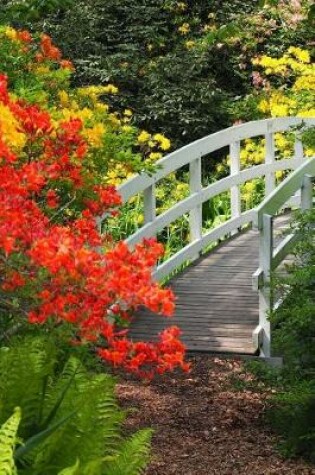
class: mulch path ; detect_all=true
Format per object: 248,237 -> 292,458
116,355 -> 315,475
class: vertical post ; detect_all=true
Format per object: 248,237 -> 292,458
259,213 -> 273,358
143,184 -> 156,225
189,156 -> 202,245
292,137 -> 304,208
294,136 -> 304,160
301,175 -> 313,211
265,132 -> 275,197
230,141 -> 241,219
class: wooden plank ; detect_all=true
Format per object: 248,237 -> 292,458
129,214 -> 290,353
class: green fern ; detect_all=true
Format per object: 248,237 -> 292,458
0,407 -> 21,475
0,337 -> 152,474
104,429 -> 153,475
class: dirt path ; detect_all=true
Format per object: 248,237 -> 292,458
116,356 -> 315,475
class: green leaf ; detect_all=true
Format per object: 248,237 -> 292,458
14,410 -> 77,460
0,407 -> 21,475
58,459 -> 80,475
39,363 -> 78,430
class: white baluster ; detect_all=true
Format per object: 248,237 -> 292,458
189,156 -> 202,248
294,136 -> 304,159
259,213 -> 273,358
143,185 -> 156,224
230,141 -> 241,220
265,132 -> 275,197
301,175 -> 313,211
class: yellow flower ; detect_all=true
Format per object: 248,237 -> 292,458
122,125 -> 133,133
153,133 -> 171,151
137,130 -> 151,144
0,104 -> 26,150
102,84 -> 119,94
258,99 -> 270,113
177,2 -> 187,11
4,27 -> 17,41
58,90 -> 70,107
244,182 -> 255,193
96,103 -> 109,113
124,109 -> 133,117
178,23 -> 190,35
148,152 -> 162,161
288,47 -> 310,63
83,123 -> 106,147
137,215 -> 144,225
294,75 -> 315,91
35,66 -> 51,75
185,40 -> 195,49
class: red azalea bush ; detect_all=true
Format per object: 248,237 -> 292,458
0,74 -> 188,378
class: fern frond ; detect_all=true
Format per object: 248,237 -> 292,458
57,459 -> 80,475
104,429 -> 153,475
0,407 -> 21,475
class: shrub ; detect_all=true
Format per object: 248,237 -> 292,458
249,210 -> 315,463
271,209 -> 315,379
268,380 -> 315,462
6,0 -> 312,148
0,69 -> 188,379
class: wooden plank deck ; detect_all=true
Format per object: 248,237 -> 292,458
129,215 -> 291,355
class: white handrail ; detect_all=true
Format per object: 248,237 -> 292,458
101,117 -> 314,282
114,117 -> 314,203
252,157 -> 315,358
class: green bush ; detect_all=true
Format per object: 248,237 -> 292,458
0,337 -> 152,474
271,209 -> 315,379
249,210 -> 315,463
268,380 -> 315,462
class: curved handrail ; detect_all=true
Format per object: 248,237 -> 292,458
254,157 -> 315,229
101,117 -> 314,282
252,156 -> 314,358
116,117 -> 314,202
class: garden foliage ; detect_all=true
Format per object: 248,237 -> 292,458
0,337 -> 152,474
269,210 -> 315,462
3,0 -> 312,148
250,211 -> 315,462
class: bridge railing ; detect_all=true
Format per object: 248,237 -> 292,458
252,157 -> 315,358
100,117 -> 314,282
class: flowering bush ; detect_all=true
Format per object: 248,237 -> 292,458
0,73 -> 189,378
12,0 -> 312,148
0,26 -> 171,186
216,45 -> 315,202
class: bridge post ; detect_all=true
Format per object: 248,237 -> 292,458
230,141 -> 241,221
143,185 -> 156,225
301,175 -> 313,211
294,136 -> 304,160
265,132 -> 275,197
259,213 -> 273,358
189,156 -> 202,250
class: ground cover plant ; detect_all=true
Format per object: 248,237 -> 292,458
0,336 -> 152,474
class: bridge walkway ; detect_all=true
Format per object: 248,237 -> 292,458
129,215 -> 289,354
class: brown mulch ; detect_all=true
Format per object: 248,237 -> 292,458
115,355 -> 315,475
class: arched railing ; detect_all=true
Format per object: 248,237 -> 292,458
103,117 -> 314,283
252,157 -> 315,358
